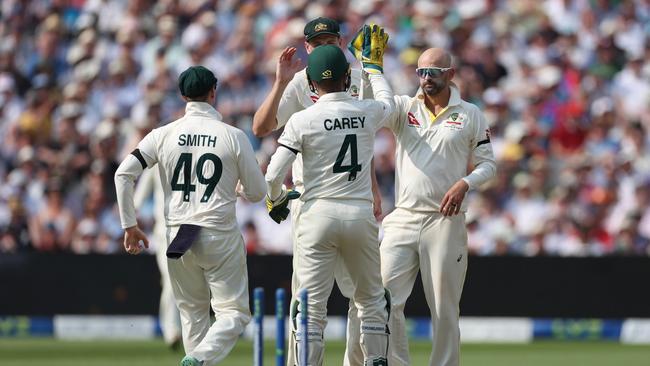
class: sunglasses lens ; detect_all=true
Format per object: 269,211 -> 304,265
417,68 -> 443,78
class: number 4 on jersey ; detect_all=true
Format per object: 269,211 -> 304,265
333,134 -> 362,181
171,152 -> 222,202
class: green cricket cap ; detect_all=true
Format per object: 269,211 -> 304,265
178,66 -> 218,98
307,45 -> 350,83
304,17 -> 340,41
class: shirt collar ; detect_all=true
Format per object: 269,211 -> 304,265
185,102 -> 223,120
415,85 -> 462,108
315,91 -> 353,103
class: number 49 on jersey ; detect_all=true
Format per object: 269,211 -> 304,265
171,152 -> 223,202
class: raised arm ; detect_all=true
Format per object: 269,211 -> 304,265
368,73 -> 395,125
252,47 -> 302,137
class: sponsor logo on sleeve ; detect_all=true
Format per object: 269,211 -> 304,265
407,112 -> 421,127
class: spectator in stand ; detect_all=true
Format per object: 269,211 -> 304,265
0,0 -> 648,256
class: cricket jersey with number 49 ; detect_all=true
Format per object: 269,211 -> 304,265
384,86 -> 497,213
118,102 -> 266,230
275,68 -> 373,192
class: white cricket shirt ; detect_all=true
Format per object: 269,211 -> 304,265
115,102 -> 266,231
385,86 -> 497,212
275,68 -> 372,191
271,73 -> 393,203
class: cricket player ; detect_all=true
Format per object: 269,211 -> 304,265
265,38 -> 392,366
133,167 -> 182,349
370,48 -> 497,366
114,66 -> 266,366
252,17 -> 378,365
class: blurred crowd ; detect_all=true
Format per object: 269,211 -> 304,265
0,0 -> 649,256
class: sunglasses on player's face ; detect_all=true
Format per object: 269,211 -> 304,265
416,67 -> 451,79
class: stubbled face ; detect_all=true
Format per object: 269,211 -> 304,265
417,48 -> 454,97
305,34 -> 340,53
419,70 -> 449,96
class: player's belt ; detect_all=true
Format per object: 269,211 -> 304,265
166,224 -> 202,259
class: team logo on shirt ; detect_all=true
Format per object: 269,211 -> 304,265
407,112 -> 421,127
444,112 -> 466,130
350,85 -> 359,97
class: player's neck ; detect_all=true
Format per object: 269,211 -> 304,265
424,87 -> 451,114
316,87 -> 345,97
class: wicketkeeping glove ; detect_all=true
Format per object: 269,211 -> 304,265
266,187 -> 301,224
347,25 -> 365,61
349,24 -> 389,74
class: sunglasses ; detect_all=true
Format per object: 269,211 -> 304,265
416,67 -> 451,79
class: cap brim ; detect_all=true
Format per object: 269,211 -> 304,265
305,31 -> 340,41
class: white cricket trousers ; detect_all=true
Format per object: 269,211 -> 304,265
286,200 -> 362,366
167,226 -> 251,366
382,208 -> 468,366
294,199 -> 387,366
154,226 -> 181,345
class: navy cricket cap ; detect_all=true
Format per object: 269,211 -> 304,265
178,66 -> 218,98
304,17 -> 340,42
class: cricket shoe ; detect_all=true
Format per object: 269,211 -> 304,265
180,355 -> 203,366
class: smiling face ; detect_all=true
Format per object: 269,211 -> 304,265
417,48 -> 455,96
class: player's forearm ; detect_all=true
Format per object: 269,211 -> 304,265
462,159 -> 497,190
368,73 -> 395,114
236,131 -> 268,202
240,175 -> 267,203
239,162 -> 267,203
252,80 -> 289,137
133,168 -> 154,208
265,147 -> 296,200
114,155 -> 144,229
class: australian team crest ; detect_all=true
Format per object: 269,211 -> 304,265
444,112 -> 466,130
314,23 -> 328,32
350,85 -> 359,97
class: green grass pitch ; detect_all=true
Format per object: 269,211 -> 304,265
1,338 -> 649,365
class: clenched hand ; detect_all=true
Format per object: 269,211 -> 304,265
124,226 -> 149,255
